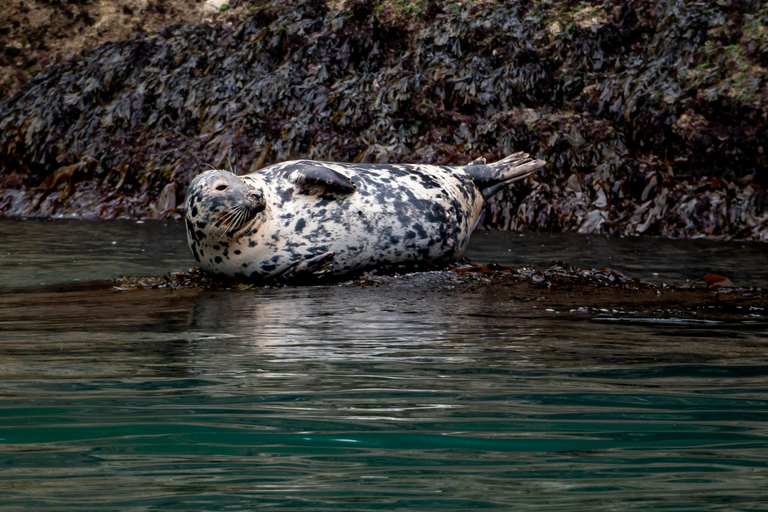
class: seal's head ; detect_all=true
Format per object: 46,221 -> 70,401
184,170 -> 266,261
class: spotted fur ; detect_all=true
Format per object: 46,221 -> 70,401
184,154 -> 545,282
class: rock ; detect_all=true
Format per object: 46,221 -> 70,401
151,183 -> 179,218
2,0 -> 768,240
203,0 -> 229,16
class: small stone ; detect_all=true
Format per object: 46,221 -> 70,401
203,0 -> 229,16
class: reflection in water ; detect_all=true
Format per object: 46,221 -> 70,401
0,220 -> 767,510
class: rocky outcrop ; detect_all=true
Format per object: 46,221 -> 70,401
1,0 -> 766,239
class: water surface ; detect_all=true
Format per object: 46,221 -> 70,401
1,220 -> 767,511
3,219 -> 767,289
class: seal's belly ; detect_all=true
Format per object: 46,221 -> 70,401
210,167 -> 483,280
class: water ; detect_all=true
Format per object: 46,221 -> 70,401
1,219 -> 767,511
0,219 -> 193,290
468,229 -> 768,288
3,219 -> 768,290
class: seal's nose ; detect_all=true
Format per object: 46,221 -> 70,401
248,191 -> 266,213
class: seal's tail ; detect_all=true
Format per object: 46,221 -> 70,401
463,152 -> 547,200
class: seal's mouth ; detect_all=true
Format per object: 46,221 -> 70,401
231,209 -> 264,238
215,202 -> 266,240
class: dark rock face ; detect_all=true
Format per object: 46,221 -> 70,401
0,0 -> 766,239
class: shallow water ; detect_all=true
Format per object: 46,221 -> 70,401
2,219 -> 767,289
1,219 -> 767,511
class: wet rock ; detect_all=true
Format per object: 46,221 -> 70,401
112,262 -> 767,324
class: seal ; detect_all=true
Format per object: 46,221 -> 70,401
184,153 -> 546,282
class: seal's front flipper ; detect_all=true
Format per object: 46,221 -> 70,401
293,166 -> 356,194
276,251 -> 335,283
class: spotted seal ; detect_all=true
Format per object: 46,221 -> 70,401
184,153 -> 546,282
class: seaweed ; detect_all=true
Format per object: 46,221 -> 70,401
0,0 -> 766,239
113,261 -> 654,291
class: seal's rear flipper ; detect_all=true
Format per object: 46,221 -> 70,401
276,251 -> 335,283
293,166 -> 356,194
463,152 -> 547,199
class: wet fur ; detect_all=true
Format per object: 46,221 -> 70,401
185,155 -> 544,282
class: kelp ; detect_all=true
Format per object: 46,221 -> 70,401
0,0 -> 766,238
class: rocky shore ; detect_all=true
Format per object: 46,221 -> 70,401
1,0 -> 766,240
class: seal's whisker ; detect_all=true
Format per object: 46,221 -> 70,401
234,209 -> 246,229
219,214 -> 240,241
211,223 -> 226,240
218,210 -> 238,228
220,208 -> 238,222
214,212 -> 234,232
212,208 -> 240,239
225,157 -> 236,175
214,219 -> 232,241
236,205 -> 250,227
225,208 -> 240,227
215,204 -> 251,241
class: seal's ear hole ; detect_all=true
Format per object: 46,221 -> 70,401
216,184 -> 228,191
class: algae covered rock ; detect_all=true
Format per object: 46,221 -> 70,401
0,0 -> 766,239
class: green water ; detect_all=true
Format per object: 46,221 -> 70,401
1,220 -> 767,510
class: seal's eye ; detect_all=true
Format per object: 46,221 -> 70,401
216,184 -> 228,191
